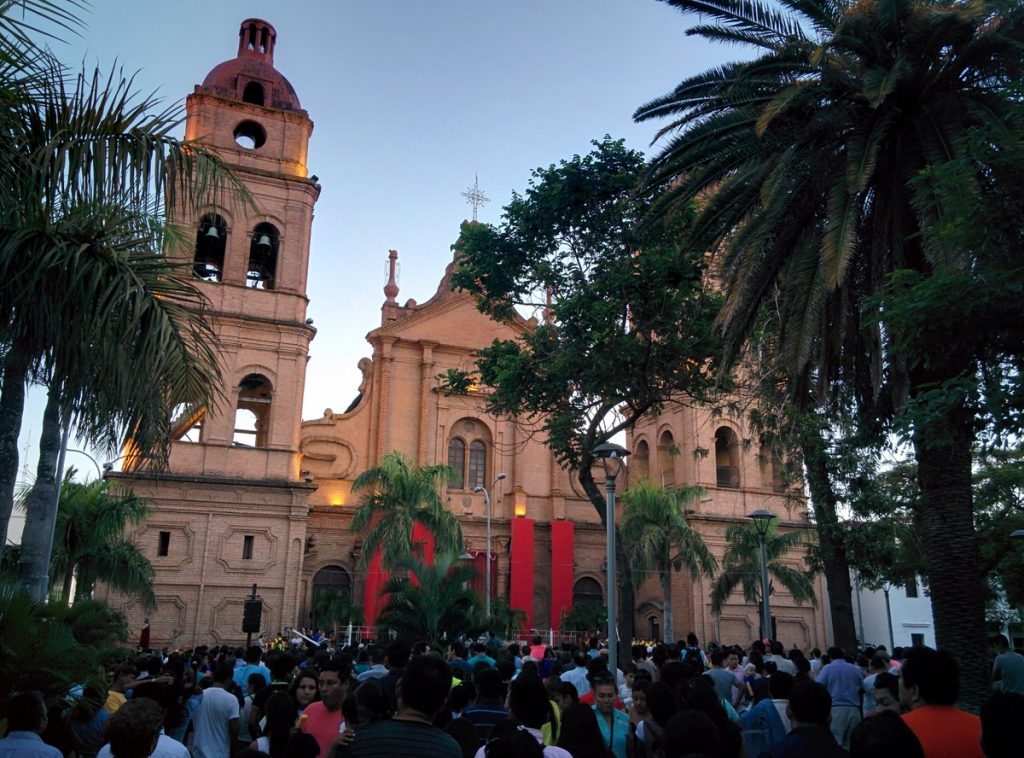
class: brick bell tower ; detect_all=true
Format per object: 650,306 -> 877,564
109,20 -> 320,646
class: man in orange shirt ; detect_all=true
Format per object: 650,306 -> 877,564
899,647 -> 982,758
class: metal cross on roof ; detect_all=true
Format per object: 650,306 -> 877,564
461,174 -> 490,221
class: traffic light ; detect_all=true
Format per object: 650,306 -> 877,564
242,598 -> 263,633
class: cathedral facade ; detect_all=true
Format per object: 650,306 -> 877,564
105,19 -> 828,651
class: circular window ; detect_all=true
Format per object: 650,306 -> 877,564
233,120 -> 267,150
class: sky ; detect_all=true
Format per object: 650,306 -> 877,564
14,0 -> 744,486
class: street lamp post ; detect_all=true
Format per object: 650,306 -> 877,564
66,449 -> 103,480
591,441 -> 630,679
474,472 -> 507,624
749,509 -> 775,642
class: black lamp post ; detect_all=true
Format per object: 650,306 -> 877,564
591,441 -> 630,678
749,509 -> 775,642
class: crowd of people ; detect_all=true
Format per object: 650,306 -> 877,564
2,630 -> 1023,758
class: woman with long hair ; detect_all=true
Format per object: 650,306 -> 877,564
557,702 -> 613,758
288,669 -> 320,718
250,692 -> 296,757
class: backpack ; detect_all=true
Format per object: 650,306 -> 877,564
683,646 -> 703,667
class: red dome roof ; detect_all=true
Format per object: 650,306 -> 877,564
199,19 -> 301,111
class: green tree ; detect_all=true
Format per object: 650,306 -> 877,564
312,587 -> 364,638
560,602 -> 607,635
486,596 -> 528,640
43,470 -> 156,608
710,520 -> 817,635
350,451 -> 464,572
0,2 -> 246,598
636,0 -> 1024,705
0,576 -> 128,721
375,552 -> 482,644
620,480 -> 717,643
450,136 -> 722,657
974,446 -> 1024,611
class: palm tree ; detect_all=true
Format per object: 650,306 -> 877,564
487,596 -> 527,640
42,469 -> 156,608
350,451 -> 464,572
0,577 -> 127,721
312,587 -> 364,638
635,0 -> 1023,705
0,2 -> 247,591
620,480 -> 717,643
560,602 -> 607,636
375,552 -> 482,644
710,520 -> 817,637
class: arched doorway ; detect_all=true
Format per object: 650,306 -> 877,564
310,565 -> 354,631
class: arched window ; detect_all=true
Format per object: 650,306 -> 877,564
659,430 -> 676,487
649,615 -> 661,641
247,223 -> 278,290
447,418 -> 491,490
242,81 -> 265,106
447,438 -> 466,489
234,374 -> 272,448
715,427 -> 740,488
468,440 -> 486,490
194,214 -> 226,282
633,440 -> 650,481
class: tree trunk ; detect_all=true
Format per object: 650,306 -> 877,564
911,384 -> 989,710
578,461 -> 635,666
18,387 -> 63,601
61,563 -> 75,605
800,426 -> 859,653
0,335 -> 32,556
662,569 -> 673,643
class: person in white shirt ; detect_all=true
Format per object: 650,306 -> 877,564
190,664 -> 239,758
559,651 -> 592,697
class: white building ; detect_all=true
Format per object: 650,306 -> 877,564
852,574 -> 935,649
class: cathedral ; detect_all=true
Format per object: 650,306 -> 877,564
104,19 -> 829,651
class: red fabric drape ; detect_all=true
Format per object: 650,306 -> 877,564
362,549 -> 386,634
510,517 -> 535,627
411,522 -> 435,564
550,520 -> 575,630
463,551 -> 497,599
408,523 -> 436,587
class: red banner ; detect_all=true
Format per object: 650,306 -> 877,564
550,520 -> 575,630
411,522 -> 436,565
362,548 -> 386,633
510,517 -> 535,627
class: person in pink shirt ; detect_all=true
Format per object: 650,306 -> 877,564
529,635 -> 548,661
301,660 -> 351,757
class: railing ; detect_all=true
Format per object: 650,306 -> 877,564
716,466 -> 739,488
286,626 -> 598,648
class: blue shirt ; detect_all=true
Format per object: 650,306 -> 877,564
233,662 -> 269,690
816,658 -> 864,708
592,706 -> 629,758
467,653 -> 496,669
0,731 -> 62,758
559,665 -> 590,696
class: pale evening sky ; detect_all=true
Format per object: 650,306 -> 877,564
15,0 -> 740,484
